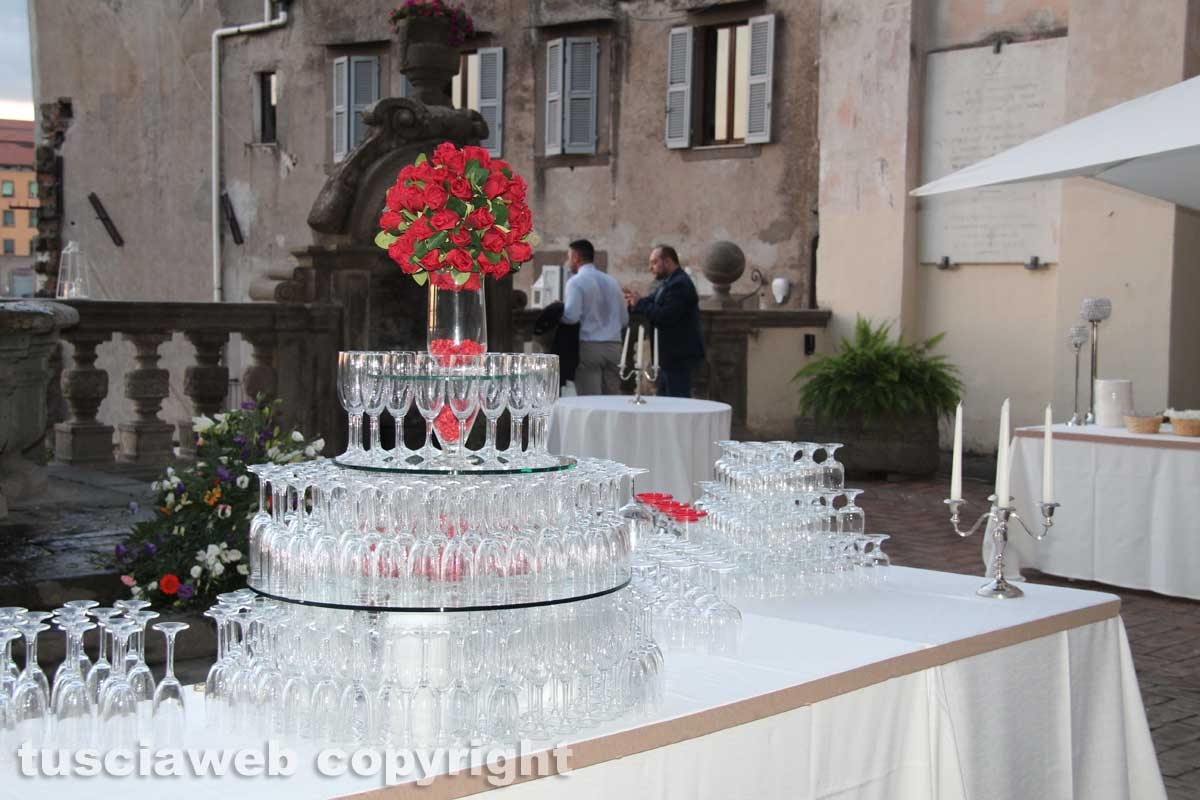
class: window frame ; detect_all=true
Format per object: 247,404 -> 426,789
256,70 -> 278,144
332,53 -> 381,162
2,239 -> 14,255
27,181 -> 36,198
1,210 -> 12,227
1,181 -> 12,197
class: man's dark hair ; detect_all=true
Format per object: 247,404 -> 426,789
568,239 -> 595,262
655,244 -> 680,267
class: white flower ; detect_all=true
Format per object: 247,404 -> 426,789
195,462 -> 206,470
214,413 -> 227,424
195,549 -> 206,561
150,480 -> 161,491
131,586 -> 142,597
304,445 -> 316,458
291,430 -> 304,443
211,561 -> 225,576
237,564 -> 249,576
219,456 -> 229,464
310,437 -> 325,452
173,525 -> 184,535
166,466 -> 176,477
190,565 -> 203,579
226,549 -> 242,562
192,415 -> 215,434
236,475 -> 249,489
217,505 -> 232,519
164,492 -> 175,507
206,543 -> 221,559
147,581 -> 157,592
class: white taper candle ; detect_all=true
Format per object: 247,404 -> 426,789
636,326 -> 645,369
653,328 -> 660,370
950,402 -> 963,501
995,398 -> 1010,506
620,326 -> 631,371
1043,403 -> 1054,503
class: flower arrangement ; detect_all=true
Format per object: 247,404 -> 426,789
109,398 -> 322,610
389,0 -> 476,47
375,141 -> 535,292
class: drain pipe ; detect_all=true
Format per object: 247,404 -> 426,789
211,0 -> 288,302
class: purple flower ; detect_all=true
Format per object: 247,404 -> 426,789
175,483 -> 186,495
240,447 -> 251,460
241,400 -> 257,410
177,583 -> 195,600
216,465 -> 231,481
233,435 -> 246,446
114,543 -> 128,560
143,542 -> 157,556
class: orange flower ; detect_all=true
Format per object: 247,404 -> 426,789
203,487 -> 222,506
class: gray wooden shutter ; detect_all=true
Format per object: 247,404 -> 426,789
564,37 -> 598,154
745,14 -> 775,144
475,47 -> 504,157
665,26 -> 692,149
332,56 -> 348,161
350,56 -> 379,148
544,38 -> 563,156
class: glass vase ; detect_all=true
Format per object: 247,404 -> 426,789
427,281 -> 487,354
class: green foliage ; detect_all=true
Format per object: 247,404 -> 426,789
107,398 -> 322,611
793,317 -> 962,422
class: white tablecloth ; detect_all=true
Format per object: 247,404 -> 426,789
546,396 -> 732,501
997,423 -> 1200,599
19,569 -> 1164,800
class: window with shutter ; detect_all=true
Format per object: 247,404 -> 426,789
744,14 -> 774,144
350,56 -> 379,148
563,37 -> 598,154
544,39 -> 563,156
475,47 -> 505,157
665,27 -> 693,149
332,57 -> 348,161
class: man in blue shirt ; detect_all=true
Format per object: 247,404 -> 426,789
562,239 -> 628,395
624,245 -> 705,398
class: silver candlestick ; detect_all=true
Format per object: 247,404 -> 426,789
1080,297 -> 1112,425
620,363 -> 661,405
944,496 -> 1061,598
1066,323 -> 1090,426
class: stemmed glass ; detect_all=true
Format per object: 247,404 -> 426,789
506,358 -> 533,466
99,619 -> 140,748
247,464 -> 273,584
480,353 -> 512,466
11,621 -> 50,746
446,355 -> 482,466
152,622 -> 189,746
53,617 -> 94,748
820,443 -> 845,490
361,351 -> 389,466
337,351 -> 366,462
386,351 -> 417,464
413,352 -> 447,464
838,489 -> 865,537
85,607 -> 122,704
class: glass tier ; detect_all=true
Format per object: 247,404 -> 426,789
332,453 -> 577,475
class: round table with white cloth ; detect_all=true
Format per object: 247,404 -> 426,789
547,395 -> 732,502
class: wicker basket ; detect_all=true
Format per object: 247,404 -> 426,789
1124,415 -> 1162,434
1170,417 -> 1200,437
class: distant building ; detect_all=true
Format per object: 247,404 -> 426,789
0,119 -> 37,296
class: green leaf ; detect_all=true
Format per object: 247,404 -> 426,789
452,269 -> 472,285
446,197 -> 468,217
484,251 -> 501,263
411,271 -> 428,286
427,230 -> 449,250
466,163 -> 488,188
374,230 -> 398,249
491,201 -> 509,226
414,153 -> 428,166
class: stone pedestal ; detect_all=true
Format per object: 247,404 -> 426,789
0,299 -> 80,515
701,241 -> 748,309
55,329 -> 113,465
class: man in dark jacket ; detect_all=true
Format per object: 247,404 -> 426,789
624,245 -> 705,398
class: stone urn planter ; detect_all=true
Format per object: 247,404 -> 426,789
795,412 -> 940,478
396,15 -> 461,107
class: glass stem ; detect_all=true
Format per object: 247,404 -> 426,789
350,413 -> 363,452
369,413 -> 381,453
97,621 -> 108,664
164,631 -> 177,682
485,417 -> 498,456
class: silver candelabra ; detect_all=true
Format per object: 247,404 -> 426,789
620,363 -> 660,405
1066,323 -> 1090,426
944,496 -> 1061,598
1080,297 -> 1112,425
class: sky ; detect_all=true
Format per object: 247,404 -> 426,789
0,0 -> 33,120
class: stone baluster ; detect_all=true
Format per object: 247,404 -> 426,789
54,330 -> 115,465
242,331 -> 278,402
117,331 -> 173,465
179,330 -> 230,458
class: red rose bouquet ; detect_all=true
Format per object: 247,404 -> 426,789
376,141 -> 535,291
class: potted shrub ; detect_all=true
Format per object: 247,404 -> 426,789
792,317 -> 962,477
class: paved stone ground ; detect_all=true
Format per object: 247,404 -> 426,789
4,467 -> 1198,795
859,475 -> 1200,800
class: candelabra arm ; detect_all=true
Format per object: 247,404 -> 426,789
1009,502 -> 1060,541
619,364 -> 661,405
944,498 -> 993,538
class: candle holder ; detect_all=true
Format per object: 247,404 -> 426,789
1080,298 -> 1112,425
1066,323 -> 1089,426
620,363 -> 661,405
944,496 -> 1061,598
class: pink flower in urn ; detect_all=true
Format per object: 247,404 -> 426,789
120,574 -> 136,587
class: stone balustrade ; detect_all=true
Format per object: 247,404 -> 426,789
512,306 -> 832,439
54,300 -> 342,467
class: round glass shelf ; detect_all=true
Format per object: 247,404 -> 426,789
333,454 -> 577,476
246,577 -> 631,614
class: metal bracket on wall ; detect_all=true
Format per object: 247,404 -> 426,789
1024,256 -> 1047,270
937,256 -> 954,270
87,192 -> 123,247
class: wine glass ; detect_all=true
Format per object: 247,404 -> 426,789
413,352 -> 447,464
838,488 -> 865,536
820,443 -> 845,490
11,622 -> 49,746
446,355 -> 482,466
361,351 -> 389,466
337,351 -> 366,462
152,621 -> 189,746
386,351 -> 417,464
506,356 -> 533,466
480,353 -> 512,466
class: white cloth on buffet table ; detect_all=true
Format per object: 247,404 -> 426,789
990,423 -> 1200,600
17,569 -> 1163,800
546,395 -> 731,501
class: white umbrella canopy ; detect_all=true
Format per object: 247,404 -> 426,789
912,74 -> 1200,211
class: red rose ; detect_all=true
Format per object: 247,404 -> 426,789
508,204 -> 533,237
401,186 -> 426,213
420,249 -> 444,271
430,208 -> 459,231
159,573 -> 180,595
448,175 -> 473,200
506,241 -> 533,263
386,183 -> 406,211
491,158 -> 511,175
388,237 -> 417,272
408,216 -> 433,241
432,142 -> 466,173
380,210 -> 404,230
501,175 -> 527,202
466,207 -> 494,230
424,183 -> 449,210
449,227 -> 472,247
429,270 -> 457,290
479,252 -> 511,279
462,271 -> 482,291
413,161 -> 439,184
481,227 -> 507,253
397,164 -> 417,183
462,145 -> 491,167
482,171 -> 508,199
445,248 -> 474,273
